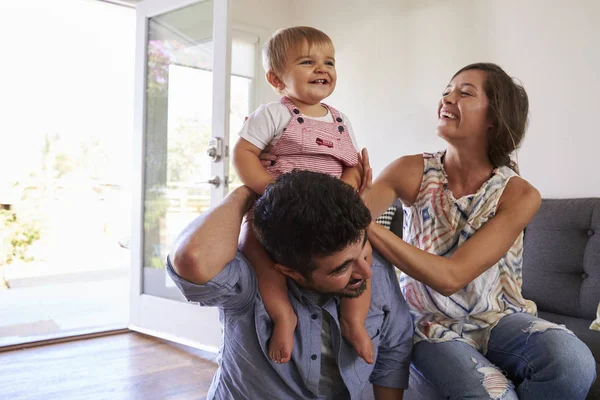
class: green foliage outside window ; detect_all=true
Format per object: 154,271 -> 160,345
0,209 -> 41,265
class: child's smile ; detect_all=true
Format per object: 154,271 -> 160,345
277,40 -> 337,114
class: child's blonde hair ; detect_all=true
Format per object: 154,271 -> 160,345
262,26 -> 334,75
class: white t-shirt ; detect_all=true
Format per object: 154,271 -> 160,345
238,100 -> 359,151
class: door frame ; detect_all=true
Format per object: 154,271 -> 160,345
129,0 -> 231,353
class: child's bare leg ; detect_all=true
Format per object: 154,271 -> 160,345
340,279 -> 374,364
239,220 -> 297,363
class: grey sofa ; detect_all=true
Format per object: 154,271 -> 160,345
385,198 -> 600,399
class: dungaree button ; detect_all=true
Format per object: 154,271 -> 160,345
311,314 -> 318,320
338,126 -> 344,132
297,117 -> 304,123
336,117 -> 342,122
293,108 -> 300,114
311,354 -> 317,360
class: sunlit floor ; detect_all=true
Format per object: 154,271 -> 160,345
0,277 -> 129,347
0,332 -> 217,400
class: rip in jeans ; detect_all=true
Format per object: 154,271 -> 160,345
523,320 -> 573,344
471,357 -> 514,399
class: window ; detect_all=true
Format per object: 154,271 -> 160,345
141,19 -> 258,298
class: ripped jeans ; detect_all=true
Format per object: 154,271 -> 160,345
412,312 -> 597,400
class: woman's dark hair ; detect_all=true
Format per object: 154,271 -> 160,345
453,63 -> 529,172
253,170 -> 371,278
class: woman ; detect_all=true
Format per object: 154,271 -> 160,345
364,63 -> 596,399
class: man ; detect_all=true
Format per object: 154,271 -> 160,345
167,170 -> 413,399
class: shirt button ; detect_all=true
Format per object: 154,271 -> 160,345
311,314 -> 318,320
311,354 -> 317,360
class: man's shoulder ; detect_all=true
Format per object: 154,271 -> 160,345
370,250 -> 402,304
371,250 -> 393,276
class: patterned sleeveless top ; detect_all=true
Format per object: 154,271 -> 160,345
400,151 -> 537,353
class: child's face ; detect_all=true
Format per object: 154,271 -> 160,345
278,40 -> 336,105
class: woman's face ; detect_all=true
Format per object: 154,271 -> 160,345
437,69 -> 491,143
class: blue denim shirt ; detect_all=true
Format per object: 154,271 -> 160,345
166,250 -> 413,400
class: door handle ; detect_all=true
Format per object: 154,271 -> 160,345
207,137 -> 223,162
206,176 -> 221,188
194,176 -> 221,188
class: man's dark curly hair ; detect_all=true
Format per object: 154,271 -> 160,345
252,170 -> 371,278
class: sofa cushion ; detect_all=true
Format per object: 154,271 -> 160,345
375,206 -> 397,229
389,199 -> 404,239
523,198 -> 600,320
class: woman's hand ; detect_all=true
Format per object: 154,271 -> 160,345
258,145 -> 277,167
357,148 -> 373,202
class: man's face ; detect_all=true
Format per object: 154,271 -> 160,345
301,232 -> 373,298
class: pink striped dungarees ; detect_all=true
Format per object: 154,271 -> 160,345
265,96 -> 358,180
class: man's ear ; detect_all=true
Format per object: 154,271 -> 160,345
273,262 -> 305,284
266,71 -> 285,91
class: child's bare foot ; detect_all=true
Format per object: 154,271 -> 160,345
269,313 -> 298,363
341,319 -> 374,364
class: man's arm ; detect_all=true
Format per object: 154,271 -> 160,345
369,256 -> 413,394
373,385 -> 404,400
171,186 -> 256,285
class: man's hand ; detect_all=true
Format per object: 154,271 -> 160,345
258,145 -> 277,167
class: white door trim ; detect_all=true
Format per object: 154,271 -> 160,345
210,0 -> 231,206
129,0 -> 231,352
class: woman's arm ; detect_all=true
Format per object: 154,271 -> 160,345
368,176 -> 541,295
233,138 -> 275,195
366,154 -> 423,219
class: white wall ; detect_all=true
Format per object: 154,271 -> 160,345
291,0 -> 600,198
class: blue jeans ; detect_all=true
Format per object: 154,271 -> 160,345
412,313 -> 597,399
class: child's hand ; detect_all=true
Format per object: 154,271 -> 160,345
259,146 -> 277,167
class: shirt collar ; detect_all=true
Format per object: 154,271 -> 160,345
286,278 -> 338,307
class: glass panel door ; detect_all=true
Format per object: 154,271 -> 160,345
129,0 -> 235,351
142,2 -> 216,300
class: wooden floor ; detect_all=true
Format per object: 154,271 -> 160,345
0,332 -> 218,400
